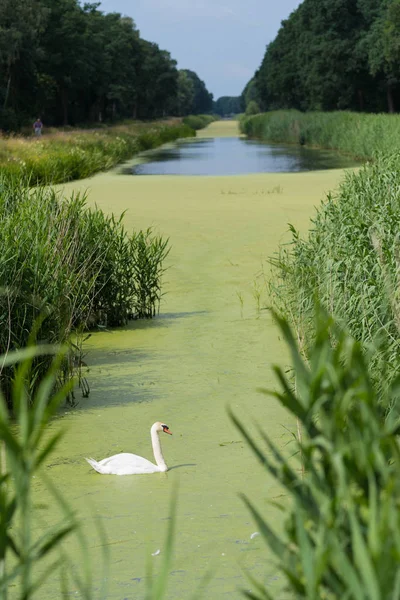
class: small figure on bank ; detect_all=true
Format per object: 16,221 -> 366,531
33,118 -> 43,137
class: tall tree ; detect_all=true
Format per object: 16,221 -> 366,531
251,0 -> 400,114
214,96 -> 241,116
38,0 -> 89,124
0,0 -> 201,129
181,70 -> 213,114
360,0 -> 400,112
136,40 -> 178,118
0,0 -> 48,127
176,70 -> 195,116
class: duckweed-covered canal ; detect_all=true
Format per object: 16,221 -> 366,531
30,121 -> 351,599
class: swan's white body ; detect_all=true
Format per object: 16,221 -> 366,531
85,421 -> 172,475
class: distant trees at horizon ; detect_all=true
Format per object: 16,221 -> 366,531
177,69 -> 214,116
213,96 -> 242,116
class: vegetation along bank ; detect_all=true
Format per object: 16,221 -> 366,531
235,6 -> 400,582
236,128 -> 400,595
0,176 -> 170,408
238,82 -> 400,600
0,0 -> 218,407
240,109 -> 400,160
268,148 -> 400,396
238,109 -> 400,399
0,120 -> 194,185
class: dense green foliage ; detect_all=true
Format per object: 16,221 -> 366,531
240,110 -> 400,159
233,311 -> 400,600
268,150 -> 400,396
0,120 -> 194,184
0,0 -> 213,130
213,96 -> 241,116
0,178 -> 170,406
245,0 -> 400,113
177,70 -> 214,116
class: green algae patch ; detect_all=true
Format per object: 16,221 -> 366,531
32,165 -> 351,599
196,119 -> 240,138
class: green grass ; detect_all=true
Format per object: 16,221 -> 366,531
238,108 -> 400,598
240,110 -> 400,159
0,120 -> 194,185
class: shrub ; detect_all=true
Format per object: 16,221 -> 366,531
245,101 -> 260,116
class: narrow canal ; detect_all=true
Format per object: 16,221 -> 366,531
122,122 -> 358,176
31,121 -> 353,599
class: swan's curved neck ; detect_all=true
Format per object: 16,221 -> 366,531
151,424 -> 168,472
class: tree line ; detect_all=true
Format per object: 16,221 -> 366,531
213,96 -> 241,116
0,0 -> 214,130
242,0 -> 400,113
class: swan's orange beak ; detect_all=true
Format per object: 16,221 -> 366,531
163,427 -> 172,435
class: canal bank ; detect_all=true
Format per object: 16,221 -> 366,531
32,121 -> 350,599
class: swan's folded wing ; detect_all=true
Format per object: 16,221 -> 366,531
97,452 -> 159,475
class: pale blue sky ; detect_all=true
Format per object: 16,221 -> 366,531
99,0 -> 302,99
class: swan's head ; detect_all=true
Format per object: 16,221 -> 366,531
154,421 -> 172,435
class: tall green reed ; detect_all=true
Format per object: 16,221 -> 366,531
0,178 -> 170,407
269,152 -> 400,396
233,310 -> 400,600
131,230 -> 170,318
240,110 -> 400,160
0,342 -> 107,599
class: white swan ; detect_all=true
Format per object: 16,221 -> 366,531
85,421 -> 172,475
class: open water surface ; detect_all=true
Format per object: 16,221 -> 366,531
122,135 -> 360,176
